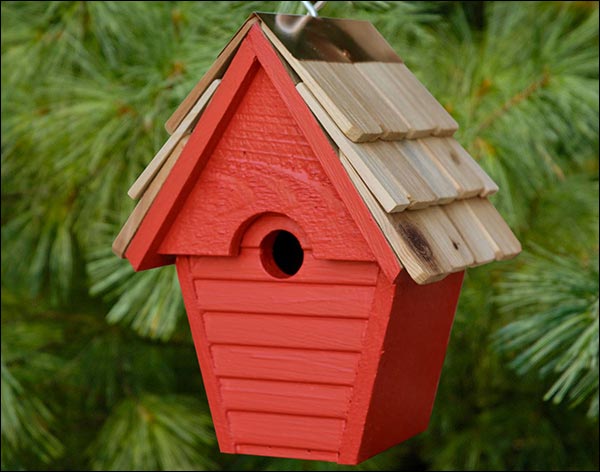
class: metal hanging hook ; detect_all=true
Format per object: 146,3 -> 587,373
300,1 -> 318,17
276,1 -> 326,35
301,1 -> 326,17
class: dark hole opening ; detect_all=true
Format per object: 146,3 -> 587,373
261,230 -> 304,278
272,231 -> 303,276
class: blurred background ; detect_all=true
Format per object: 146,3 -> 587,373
1,1 -> 598,470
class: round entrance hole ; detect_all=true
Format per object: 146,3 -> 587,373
260,230 -> 304,278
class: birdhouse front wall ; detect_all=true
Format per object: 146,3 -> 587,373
176,213 -> 382,463
175,225 -> 464,464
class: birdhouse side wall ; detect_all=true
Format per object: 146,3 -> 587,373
356,270 -> 465,463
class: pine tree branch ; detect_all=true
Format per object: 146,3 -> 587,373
476,70 -> 551,133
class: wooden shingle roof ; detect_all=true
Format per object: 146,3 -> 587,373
114,13 -> 520,285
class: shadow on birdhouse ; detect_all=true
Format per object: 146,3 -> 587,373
113,13 -> 521,465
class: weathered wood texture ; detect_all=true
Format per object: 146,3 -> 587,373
164,17 -> 258,134
339,151 -> 519,284
297,83 -> 498,213
129,79 -> 221,199
113,136 -> 190,258
261,22 -> 457,143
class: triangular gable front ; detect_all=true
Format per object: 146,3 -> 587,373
160,65 -> 375,262
125,24 -> 401,282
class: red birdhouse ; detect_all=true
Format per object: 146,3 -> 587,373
114,13 -> 521,465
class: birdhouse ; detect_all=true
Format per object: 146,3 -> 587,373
113,13 -> 521,465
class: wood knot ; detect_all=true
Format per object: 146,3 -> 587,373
397,221 -> 439,271
449,150 -> 461,164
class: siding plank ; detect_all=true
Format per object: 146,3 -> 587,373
211,345 -> 360,384
194,280 -> 375,318
188,250 -> 379,285
220,379 -> 352,417
228,411 -> 345,450
236,444 -> 339,462
205,313 -> 366,351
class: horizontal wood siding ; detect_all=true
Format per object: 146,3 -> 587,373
177,57 -> 382,456
189,245 -> 378,454
194,279 -> 375,318
204,313 -> 367,351
189,248 -> 379,285
228,411 -> 345,451
235,444 -> 339,462
211,345 -> 360,384
220,379 -> 352,417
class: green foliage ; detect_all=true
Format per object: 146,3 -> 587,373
1,364 -> 63,468
496,248 -> 599,417
1,1 -> 598,471
88,395 -> 215,471
1,293 -> 64,468
413,2 -> 599,228
89,246 -> 184,340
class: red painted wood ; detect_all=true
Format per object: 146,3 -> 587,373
189,248 -> 380,285
159,64 -> 375,263
126,40 -> 259,270
126,28 -> 466,465
204,313 -> 367,351
235,444 -> 339,463
181,243 -> 462,464
176,217 -> 462,463
194,279 -> 376,318
355,269 -> 464,463
174,256 -> 234,453
339,267 -> 398,463
177,214 -> 380,461
246,25 -> 402,281
219,379 -> 352,417
211,345 -> 360,384
227,411 -> 345,451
